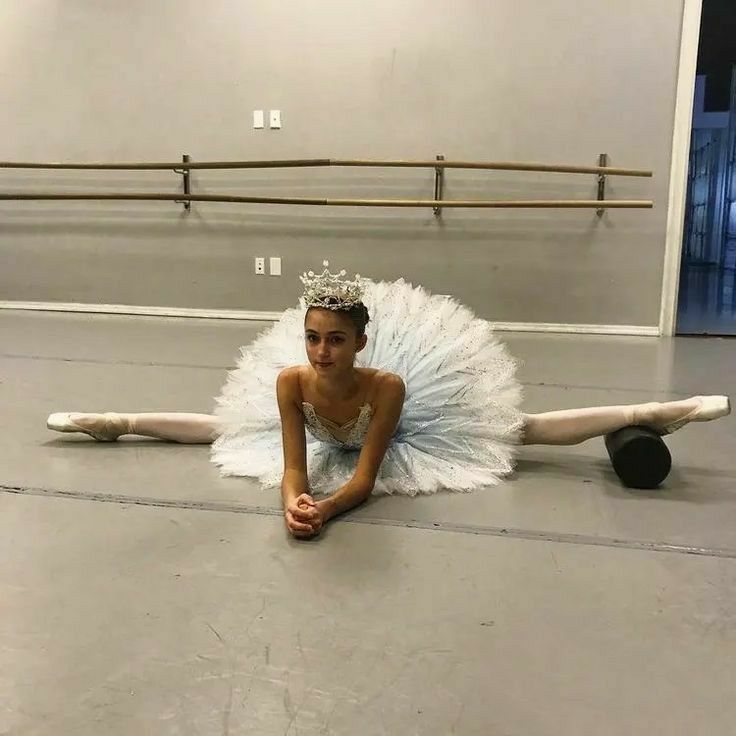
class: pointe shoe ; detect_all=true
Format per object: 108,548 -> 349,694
47,412 -> 128,442
643,396 -> 731,436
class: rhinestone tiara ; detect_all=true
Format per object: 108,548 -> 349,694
299,261 -> 364,310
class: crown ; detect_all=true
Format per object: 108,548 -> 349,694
299,261 -> 364,310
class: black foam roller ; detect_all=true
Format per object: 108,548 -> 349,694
604,425 -> 671,489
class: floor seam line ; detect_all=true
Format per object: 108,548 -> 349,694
3,484 -> 735,559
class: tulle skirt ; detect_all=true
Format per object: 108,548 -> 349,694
211,278 -> 524,496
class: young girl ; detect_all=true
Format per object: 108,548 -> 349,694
47,263 -> 731,539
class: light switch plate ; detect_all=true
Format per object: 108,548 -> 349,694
253,110 -> 264,129
269,110 -> 281,129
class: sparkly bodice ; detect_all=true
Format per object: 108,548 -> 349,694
302,402 -> 374,449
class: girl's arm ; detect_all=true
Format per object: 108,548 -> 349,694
276,367 -> 319,537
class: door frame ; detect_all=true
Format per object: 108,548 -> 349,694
659,0 -> 704,336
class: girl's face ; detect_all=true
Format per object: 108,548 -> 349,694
304,308 -> 366,374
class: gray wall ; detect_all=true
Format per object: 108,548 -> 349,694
0,0 -> 682,327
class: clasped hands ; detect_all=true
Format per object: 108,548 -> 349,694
284,492 -> 327,538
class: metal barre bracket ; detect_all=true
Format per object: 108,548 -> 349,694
173,154 -> 191,212
596,153 -> 608,217
433,154 -> 445,217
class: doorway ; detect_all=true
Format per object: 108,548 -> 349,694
676,0 -> 736,335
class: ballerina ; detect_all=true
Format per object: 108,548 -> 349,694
48,263 -> 731,538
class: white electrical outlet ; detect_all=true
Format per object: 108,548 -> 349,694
269,257 -> 282,276
255,257 -> 265,275
269,110 -> 281,129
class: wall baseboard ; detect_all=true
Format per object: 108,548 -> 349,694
0,300 -> 661,336
0,301 -> 284,322
489,321 -> 659,336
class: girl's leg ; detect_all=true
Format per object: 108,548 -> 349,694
47,412 -> 221,444
521,396 -> 730,446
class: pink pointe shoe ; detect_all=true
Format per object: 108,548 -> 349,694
641,395 -> 731,436
47,412 -> 128,442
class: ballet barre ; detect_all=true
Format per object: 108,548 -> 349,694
0,154 -> 654,215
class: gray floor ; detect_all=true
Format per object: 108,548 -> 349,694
2,311 -> 735,736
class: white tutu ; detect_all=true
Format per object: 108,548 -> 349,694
211,278 -> 524,496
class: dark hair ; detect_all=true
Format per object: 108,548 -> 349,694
342,301 -> 370,337
306,299 -> 371,337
